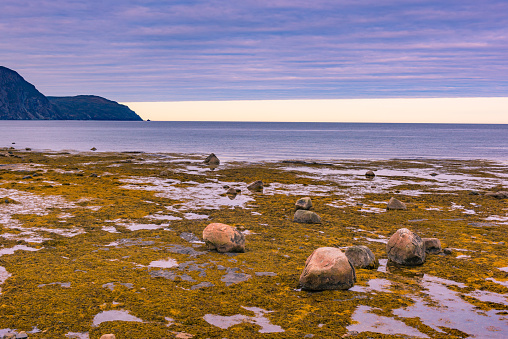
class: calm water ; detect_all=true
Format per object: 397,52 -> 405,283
1,121 -> 507,161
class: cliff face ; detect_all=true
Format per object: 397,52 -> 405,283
0,66 -> 62,119
0,66 -> 142,121
48,95 -> 143,121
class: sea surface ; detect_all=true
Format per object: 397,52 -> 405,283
1,121 -> 507,161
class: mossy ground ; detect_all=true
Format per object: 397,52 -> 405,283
0,150 -> 507,338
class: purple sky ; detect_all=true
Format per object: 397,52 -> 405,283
1,0 -> 507,102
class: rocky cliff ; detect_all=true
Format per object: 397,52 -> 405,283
48,95 -> 142,121
0,66 -> 142,121
0,66 -> 61,119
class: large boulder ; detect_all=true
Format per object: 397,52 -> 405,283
295,197 -> 313,211
299,247 -> 356,290
247,180 -> 263,191
204,153 -> 220,165
293,210 -> 321,224
202,223 -> 245,253
386,197 -> 407,210
345,245 -> 378,269
386,228 -> 426,265
423,238 -> 442,254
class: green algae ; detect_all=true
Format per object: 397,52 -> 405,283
0,151 -> 507,338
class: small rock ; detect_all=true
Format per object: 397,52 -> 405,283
430,172 -> 438,176
443,248 -> 453,255
22,175 -> 32,179
485,191 -> 508,199
99,335 -> 116,339
202,223 -> 245,253
386,228 -> 426,265
203,153 -> 220,165
223,185 -> 230,189
469,190 -> 480,195
299,247 -> 356,290
365,170 -> 375,178
25,148 -> 31,151
386,197 -> 407,210
293,210 -> 321,224
226,187 -> 237,195
15,333 -> 28,339
295,197 -> 313,210
90,173 -> 98,177
3,333 -> 16,339
90,147 -> 97,151
247,180 -> 263,191
345,245 -> 378,269
423,238 -> 442,254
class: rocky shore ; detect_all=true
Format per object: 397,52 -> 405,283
0,149 -> 507,338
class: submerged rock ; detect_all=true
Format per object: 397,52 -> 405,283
485,191 -> 508,199
299,247 -> 356,290
295,197 -> 313,211
423,238 -> 442,254
202,223 -> 245,253
247,180 -> 264,191
386,228 -> 426,265
293,210 -> 321,224
345,245 -> 378,269
386,197 -> 407,210
204,153 -> 220,165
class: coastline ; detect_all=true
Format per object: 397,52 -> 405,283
0,149 -> 507,338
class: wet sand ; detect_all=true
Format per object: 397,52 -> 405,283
0,149 -> 507,338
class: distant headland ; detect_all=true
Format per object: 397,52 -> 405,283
0,66 -> 142,121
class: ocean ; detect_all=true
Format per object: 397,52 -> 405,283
1,120 -> 507,161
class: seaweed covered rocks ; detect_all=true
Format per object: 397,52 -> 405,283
345,245 -> 378,269
299,247 -> 356,291
386,228 -> 426,265
202,223 -> 245,253
293,210 -> 321,224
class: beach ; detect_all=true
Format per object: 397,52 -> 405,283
0,149 -> 507,338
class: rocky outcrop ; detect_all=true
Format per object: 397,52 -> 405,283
48,95 -> 142,120
345,245 -> 378,269
0,66 -> 61,119
0,66 -> 142,121
202,223 -> 245,253
386,228 -> 426,265
293,210 -> 321,224
386,197 -> 407,210
299,247 -> 356,290
295,197 -> 313,211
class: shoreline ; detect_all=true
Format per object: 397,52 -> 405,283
0,150 -> 507,338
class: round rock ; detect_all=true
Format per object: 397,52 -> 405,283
293,210 -> 321,224
247,180 -> 263,191
365,170 -> 375,178
299,247 -> 356,290
386,197 -> 407,210
295,197 -> 313,210
386,228 -> 426,265
345,245 -> 378,269
202,223 -> 245,253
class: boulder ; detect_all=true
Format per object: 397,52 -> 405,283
386,228 -> 426,265
365,170 -> 375,178
423,238 -> 442,254
204,153 -> 220,165
293,210 -> 321,224
202,223 -> 245,253
295,197 -> 313,210
485,191 -> 508,199
345,245 -> 378,269
299,247 -> 356,290
100,335 -> 116,339
386,197 -> 407,210
247,180 -> 264,191
226,187 -> 238,195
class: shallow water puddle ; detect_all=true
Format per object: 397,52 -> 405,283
350,278 -> 392,293
148,258 -> 179,268
92,310 -> 143,327
204,306 -> 284,333
115,222 -> 170,231
0,244 -> 41,256
65,332 -> 90,339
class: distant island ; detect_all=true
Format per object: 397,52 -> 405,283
0,66 -> 142,121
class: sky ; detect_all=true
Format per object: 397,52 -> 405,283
1,0 -> 508,122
